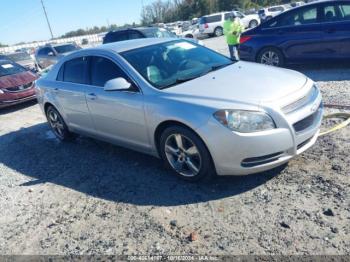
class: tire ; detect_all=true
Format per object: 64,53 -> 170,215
46,106 -> 76,141
214,27 -> 223,37
185,34 -> 194,38
257,47 -> 285,67
249,20 -> 258,28
159,126 -> 214,182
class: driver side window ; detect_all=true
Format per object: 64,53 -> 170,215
278,7 -> 318,26
89,56 -> 137,91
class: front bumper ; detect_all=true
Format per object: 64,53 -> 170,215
0,94 -> 37,108
196,86 -> 323,176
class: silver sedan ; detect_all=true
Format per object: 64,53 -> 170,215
36,38 -> 323,181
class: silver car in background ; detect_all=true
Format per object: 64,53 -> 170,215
5,52 -> 40,73
35,43 -> 81,69
36,38 -> 323,181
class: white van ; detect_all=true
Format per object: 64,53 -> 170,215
199,11 -> 260,37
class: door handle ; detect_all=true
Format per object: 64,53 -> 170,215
53,88 -> 59,93
325,28 -> 336,34
87,93 -> 97,100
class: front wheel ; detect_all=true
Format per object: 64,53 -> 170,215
257,47 -> 284,67
159,126 -> 214,181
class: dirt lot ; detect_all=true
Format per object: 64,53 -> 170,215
0,37 -> 349,255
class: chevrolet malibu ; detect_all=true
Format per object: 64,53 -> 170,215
36,38 -> 323,181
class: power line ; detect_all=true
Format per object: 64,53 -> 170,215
40,0 -> 54,39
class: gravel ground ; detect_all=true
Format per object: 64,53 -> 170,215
0,37 -> 349,255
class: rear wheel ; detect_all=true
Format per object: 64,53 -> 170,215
46,106 -> 76,141
257,47 -> 284,67
214,27 -> 223,37
159,126 -> 214,181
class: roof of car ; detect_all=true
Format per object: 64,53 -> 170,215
96,38 -> 175,53
106,27 -> 158,34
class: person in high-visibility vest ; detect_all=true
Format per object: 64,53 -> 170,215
223,12 -> 244,61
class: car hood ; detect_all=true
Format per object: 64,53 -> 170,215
0,71 -> 37,89
164,61 -> 308,106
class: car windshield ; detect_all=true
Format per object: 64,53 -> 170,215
141,28 -> 176,38
6,52 -> 31,62
121,40 -> 234,90
0,60 -> 27,77
53,44 -> 80,54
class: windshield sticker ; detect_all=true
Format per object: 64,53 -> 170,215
1,64 -> 14,69
173,42 -> 196,50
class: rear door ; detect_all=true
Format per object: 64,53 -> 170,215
319,1 -> 350,59
54,56 -> 95,134
268,5 -> 323,62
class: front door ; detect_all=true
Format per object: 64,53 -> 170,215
85,56 -> 150,151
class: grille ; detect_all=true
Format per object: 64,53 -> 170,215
282,85 -> 319,114
4,82 -> 33,93
293,103 -> 322,133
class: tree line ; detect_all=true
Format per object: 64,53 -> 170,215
141,0 -> 297,24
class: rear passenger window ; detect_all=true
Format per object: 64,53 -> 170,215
90,56 -> 129,87
206,15 -> 222,23
63,57 -> 88,84
129,31 -> 144,39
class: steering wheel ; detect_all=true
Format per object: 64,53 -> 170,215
178,60 -> 190,71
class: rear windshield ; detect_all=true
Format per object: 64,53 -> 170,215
6,52 -> 31,62
53,44 -> 80,54
140,28 -> 176,38
0,60 -> 27,77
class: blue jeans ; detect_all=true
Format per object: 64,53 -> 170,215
228,44 -> 239,61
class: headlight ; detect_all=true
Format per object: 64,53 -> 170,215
214,110 -> 276,133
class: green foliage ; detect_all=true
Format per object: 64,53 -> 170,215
61,23 -> 135,38
0,42 -> 8,47
141,0 -> 292,24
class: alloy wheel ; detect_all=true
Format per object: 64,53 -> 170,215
214,28 -> 223,37
164,134 -> 202,177
260,51 -> 280,66
47,109 -> 65,139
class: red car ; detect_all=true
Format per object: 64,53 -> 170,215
0,59 -> 38,108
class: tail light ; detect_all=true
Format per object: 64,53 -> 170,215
204,23 -> 209,29
240,36 -> 252,44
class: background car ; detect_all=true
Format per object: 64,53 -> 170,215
233,10 -> 261,28
35,43 -> 81,69
258,5 -> 289,21
0,59 -> 38,108
239,0 -> 350,67
103,27 -> 204,45
5,51 -> 40,73
199,11 -> 260,38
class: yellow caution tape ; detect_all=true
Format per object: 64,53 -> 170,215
319,113 -> 350,136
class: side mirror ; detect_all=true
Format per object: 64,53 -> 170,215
48,52 -> 55,56
104,77 -> 131,91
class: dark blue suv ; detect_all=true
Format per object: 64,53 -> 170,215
239,0 -> 350,66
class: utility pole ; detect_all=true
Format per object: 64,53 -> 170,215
40,0 -> 54,39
